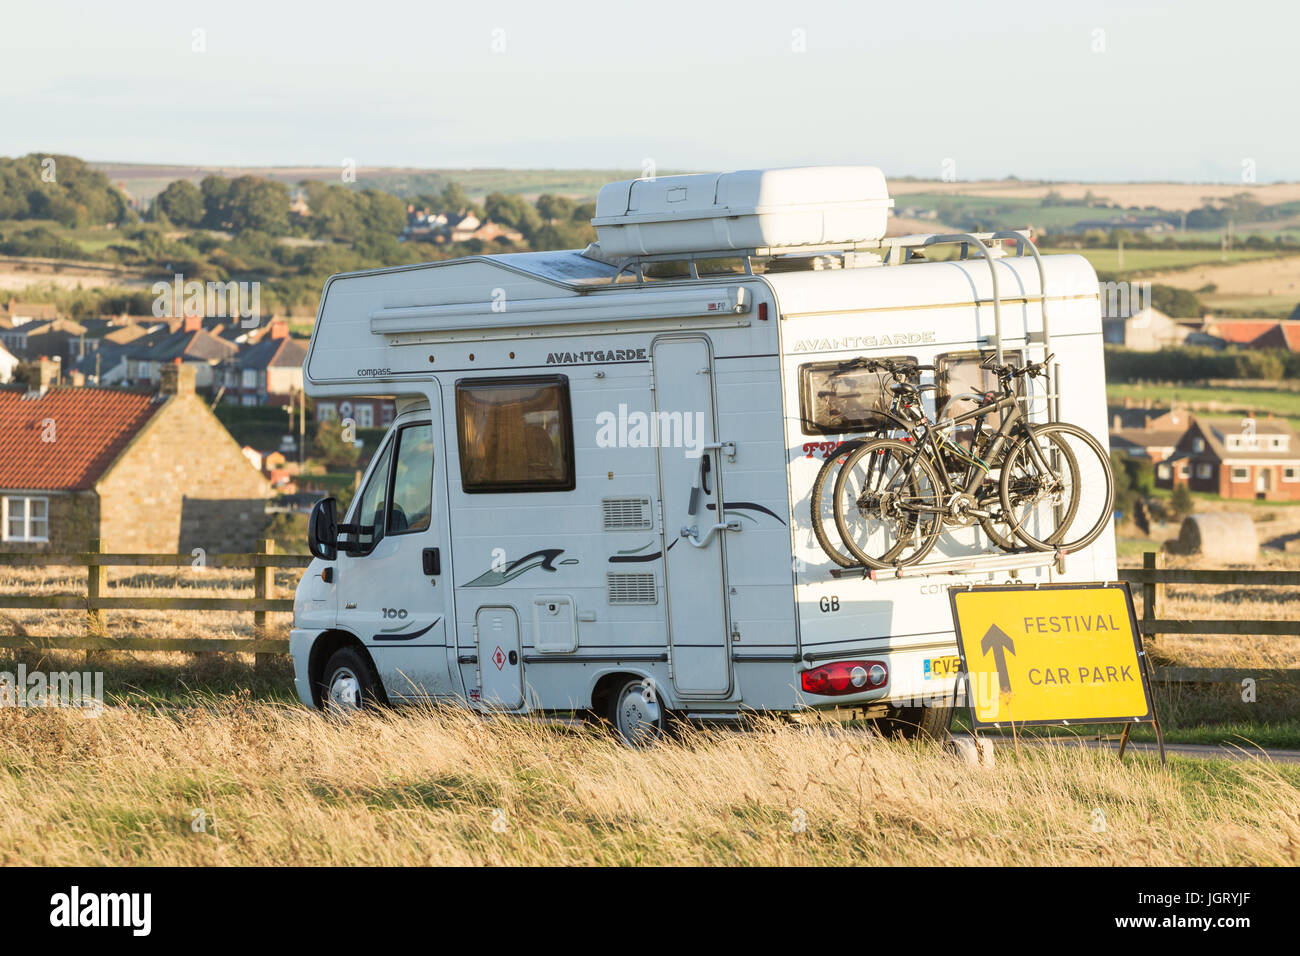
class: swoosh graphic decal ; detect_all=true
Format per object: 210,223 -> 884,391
464,548 -> 569,587
373,619 -> 439,642
705,501 -> 787,526
609,538 -> 678,563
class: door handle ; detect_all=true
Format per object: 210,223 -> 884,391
422,548 -> 441,575
508,650 -> 518,666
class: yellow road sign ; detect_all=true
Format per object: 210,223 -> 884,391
949,583 -> 1154,728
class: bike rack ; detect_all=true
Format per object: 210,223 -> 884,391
828,549 -> 1066,582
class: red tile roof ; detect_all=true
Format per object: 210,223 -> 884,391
1207,320 -> 1278,344
0,388 -> 164,491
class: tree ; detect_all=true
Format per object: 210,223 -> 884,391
200,175 -> 233,229
226,176 -> 289,235
155,179 -> 204,227
483,192 -> 541,240
536,194 -> 575,223
1170,484 -> 1194,517
313,418 -> 360,469
437,182 -> 469,215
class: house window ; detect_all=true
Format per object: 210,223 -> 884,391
356,404 -> 374,428
1195,463 -> 1212,480
1156,463 -> 1171,481
317,402 -> 338,422
455,376 -> 575,493
1192,437 -> 1205,453
241,369 -> 258,389
1283,466 -> 1299,483
797,356 -> 916,436
1177,463 -> 1189,479
1230,466 -> 1250,483
2,495 -> 49,542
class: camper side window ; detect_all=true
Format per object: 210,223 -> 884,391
798,356 -> 916,435
455,376 -> 576,493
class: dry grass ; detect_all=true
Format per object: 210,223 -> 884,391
887,180 -> 1300,213
0,700 -> 1296,866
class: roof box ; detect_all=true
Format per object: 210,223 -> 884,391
591,166 -> 893,258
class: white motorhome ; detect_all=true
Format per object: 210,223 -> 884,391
290,166 -> 1116,743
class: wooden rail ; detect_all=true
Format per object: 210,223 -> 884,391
0,539 -> 313,661
1119,551 -> 1300,685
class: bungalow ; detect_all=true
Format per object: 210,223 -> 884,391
1109,407 -> 1191,464
125,315 -> 239,387
1155,416 -> 1300,501
0,363 -> 270,553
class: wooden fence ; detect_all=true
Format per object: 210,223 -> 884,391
0,539 -> 312,660
1118,551 -> 1300,685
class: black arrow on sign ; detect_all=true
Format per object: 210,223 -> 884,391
980,624 -> 1016,693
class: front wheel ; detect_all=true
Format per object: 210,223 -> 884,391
319,647 -> 384,714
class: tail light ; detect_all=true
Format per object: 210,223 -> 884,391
801,660 -> 888,696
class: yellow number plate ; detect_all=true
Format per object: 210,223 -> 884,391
925,655 -> 962,679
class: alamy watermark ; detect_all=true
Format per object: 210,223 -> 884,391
1,665 -> 104,716
152,274 -> 261,329
595,404 -> 708,456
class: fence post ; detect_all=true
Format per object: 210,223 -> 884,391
254,538 -> 274,673
1142,550 -> 1164,639
85,537 -> 107,666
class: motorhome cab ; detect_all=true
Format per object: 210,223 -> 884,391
291,165 -> 1116,743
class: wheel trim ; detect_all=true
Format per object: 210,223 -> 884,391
616,685 -> 663,743
327,667 -> 363,711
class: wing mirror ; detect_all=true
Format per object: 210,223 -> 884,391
307,496 -> 339,561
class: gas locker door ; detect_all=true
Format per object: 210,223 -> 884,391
475,606 -> 523,709
652,335 -> 732,697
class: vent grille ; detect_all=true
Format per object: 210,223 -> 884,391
607,572 -> 657,606
602,496 -> 652,531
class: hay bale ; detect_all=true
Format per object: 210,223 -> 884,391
1172,513 -> 1257,562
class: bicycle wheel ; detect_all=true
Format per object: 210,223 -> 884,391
1007,422 -> 1114,552
810,439 -> 867,567
1001,423 -> 1113,552
833,439 -> 944,569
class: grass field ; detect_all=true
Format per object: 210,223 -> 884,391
1044,247 -> 1282,274
1105,383 -> 1300,428
0,699 -> 1295,866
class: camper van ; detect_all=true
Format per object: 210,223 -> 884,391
290,166 -> 1116,744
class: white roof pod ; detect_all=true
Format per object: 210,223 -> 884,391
591,166 -> 894,257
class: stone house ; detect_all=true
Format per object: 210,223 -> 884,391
0,363 -> 270,553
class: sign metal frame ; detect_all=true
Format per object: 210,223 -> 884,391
948,581 -> 1164,762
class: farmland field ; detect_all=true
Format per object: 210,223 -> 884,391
1044,247 -> 1285,275
1105,383 -> 1300,429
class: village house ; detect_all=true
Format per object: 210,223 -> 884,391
0,341 -> 18,384
1108,405 -> 1191,464
125,315 -> 239,387
0,362 -> 270,553
1155,415 -> 1300,501
1203,318 -> 1300,352
313,396 -> 395,430
214,318 -> 307,406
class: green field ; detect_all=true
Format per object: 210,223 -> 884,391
1043,246 -> 1280,274
1106,383 -> 1300,424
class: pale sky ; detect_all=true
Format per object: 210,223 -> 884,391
2,0 -> 1296,181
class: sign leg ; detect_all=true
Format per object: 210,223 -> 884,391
1117,722 -> 1131,760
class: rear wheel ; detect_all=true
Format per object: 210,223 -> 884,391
872,704 -> 953,741
608,677 -> 668,747
810,439 -> 867,567
1002,423 -> 1112,552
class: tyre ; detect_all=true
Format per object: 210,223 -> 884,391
607,677 -> 668,747
833,439 -> 943,569
873,703 -> 953,742
1002,423 -> 1113,552
810,439 -> 867,567
319,646 -> 384,714
999,426 -> 1082,551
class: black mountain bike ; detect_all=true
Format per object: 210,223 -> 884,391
830,355 -> 1114,570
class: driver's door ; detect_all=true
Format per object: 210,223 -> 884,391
335,415 -> 453,700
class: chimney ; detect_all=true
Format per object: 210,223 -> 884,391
182,314 -> 203,333
37,356 -> 60,394
268,317 -> 288,340
159,359 -> 196,396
